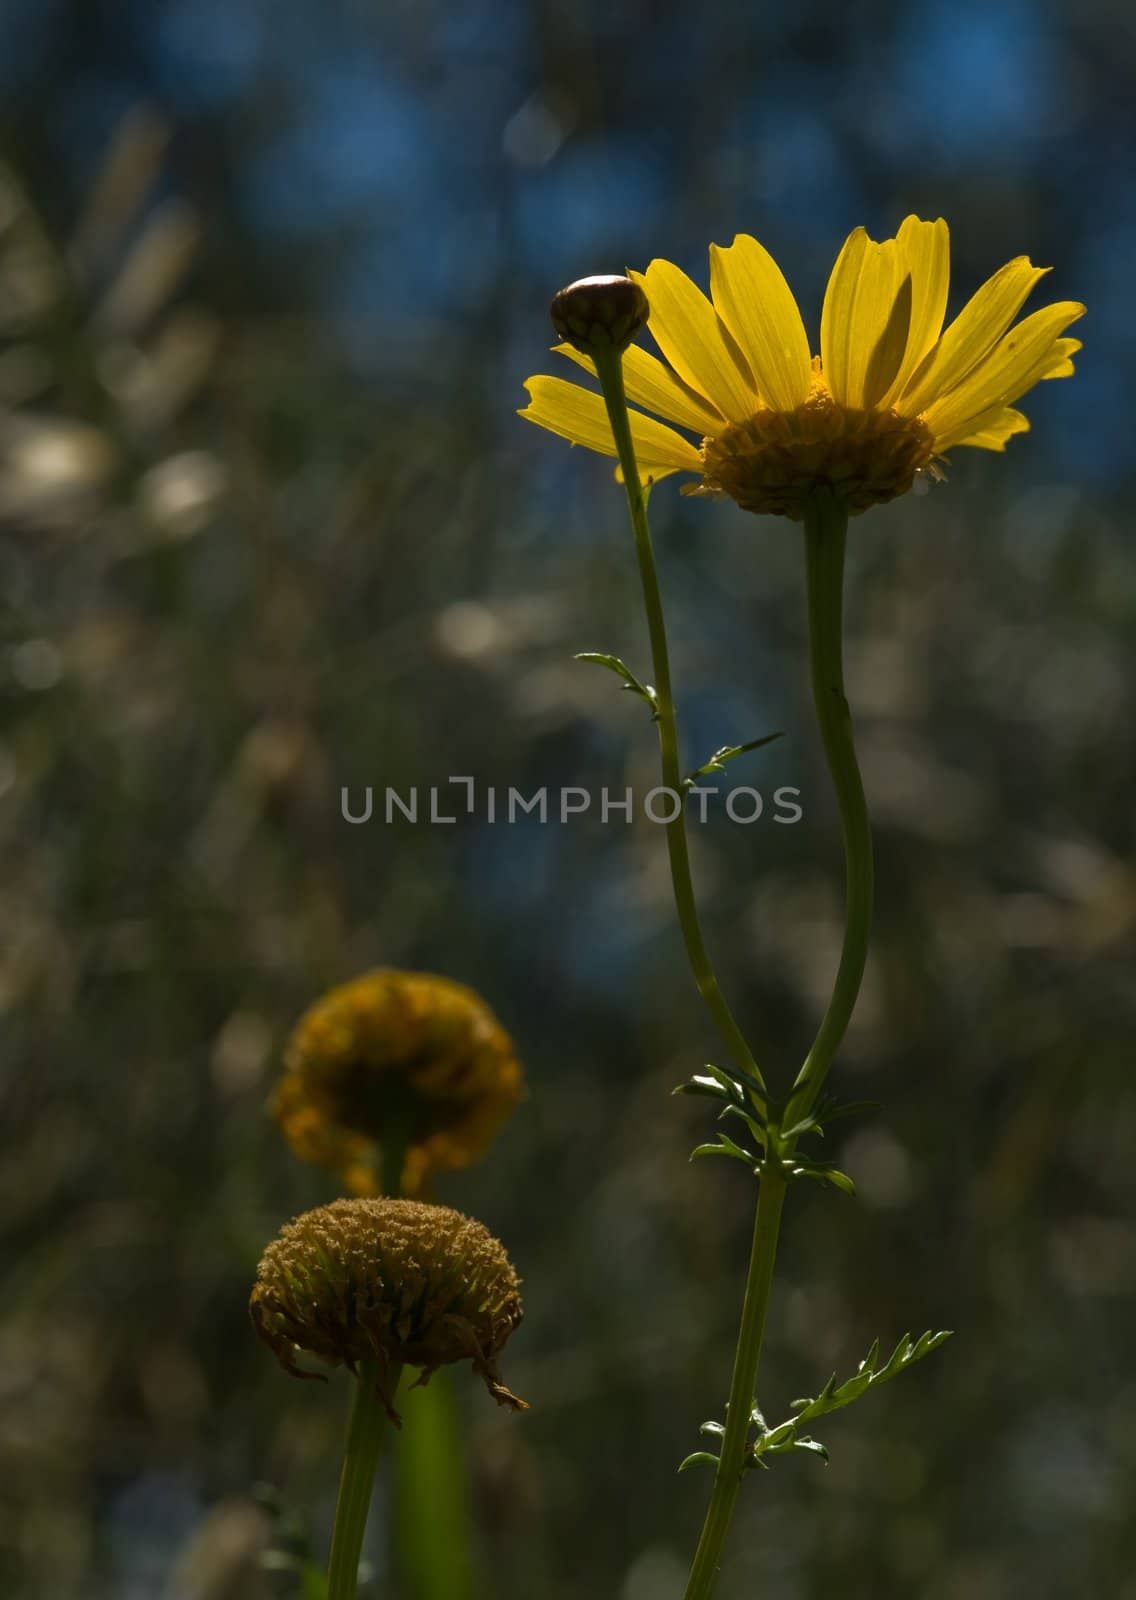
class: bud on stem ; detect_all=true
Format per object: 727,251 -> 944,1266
549,274 -> 649,355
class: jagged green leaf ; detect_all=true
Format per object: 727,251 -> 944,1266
741,1330 -> 950,1472
685,731 -> 784,786
789,1329 -> 952,1425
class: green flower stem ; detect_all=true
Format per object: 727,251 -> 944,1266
326,1359 -> 402,1600
785,489 -> 874,1128
592,347 -> 767,1100
681,490 -> 871,1598
682,1163 -> 787,1600
591,357 -> 872,1598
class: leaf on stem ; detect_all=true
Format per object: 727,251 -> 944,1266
690,1129 -> 760,1168
672,1071 -> 740,1105
684,731 -> 783,788
719,1101 -> 769,1150
790,1330 -> 953,1425
574,651 -> 659,716
783,1156 -> 857,1196
783,1093 -> 880,1142
739,1329 -> 951,1472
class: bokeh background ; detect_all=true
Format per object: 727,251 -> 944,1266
2,1 -> 1135,1597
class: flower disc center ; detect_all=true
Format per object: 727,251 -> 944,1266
696,389 -> 937,520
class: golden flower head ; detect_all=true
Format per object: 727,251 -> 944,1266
520,216 -> 1084,520
249,1197 -> 527,1418
273,969 -> 523,1198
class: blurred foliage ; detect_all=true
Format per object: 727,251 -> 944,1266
1,3 -> 1135,1599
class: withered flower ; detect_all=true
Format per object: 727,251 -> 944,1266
249,1197 -> 527,1420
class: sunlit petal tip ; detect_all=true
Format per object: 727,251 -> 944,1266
922,297 -> 1087,441
519,373 -> 702,478
940,405 -> 1031,454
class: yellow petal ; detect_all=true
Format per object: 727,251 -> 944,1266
707,233 -> 812,410
820,227 -> 867,405
898,256 -> 1051,414
938,405 -> 1030,453
878,216 -> 950,405
923,301 -> 1085,440
820,227 -> 912,409
552,341 -> 724,434
629,259 -> 757,422
1039,337 -> 1082,379
518,375 -> 703,478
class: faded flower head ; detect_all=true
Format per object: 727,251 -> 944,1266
274,970 -> 523,1197
520,216 -> 1084,520
250,1197 -> 527,1417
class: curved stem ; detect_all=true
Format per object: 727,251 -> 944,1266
327,1360 -> 402,1600
593,349 -> 767,1099
786,489 -> 874,1128
682,1166 -> 786,1600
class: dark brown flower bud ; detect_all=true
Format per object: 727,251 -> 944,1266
549,274 -> 649,355
250,1197 -> 527,1421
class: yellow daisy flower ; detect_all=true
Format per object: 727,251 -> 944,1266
273,970 -> 523,1198
519,216 -> 1084,520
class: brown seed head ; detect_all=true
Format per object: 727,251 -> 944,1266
549,275 -> 649,355
249,1197 -> 527,1419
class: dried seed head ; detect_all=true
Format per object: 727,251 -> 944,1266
550,275 -> 649,355
250,1197 -> 527,1419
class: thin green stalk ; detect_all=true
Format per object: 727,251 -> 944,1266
683,1165 -> 786,1600
785,489 -> 874,1129
680,491 -> 873,1598
592,348 -> 767,1100
327,1359 -> 401,1600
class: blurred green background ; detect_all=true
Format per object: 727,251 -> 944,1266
2,1 -> 1134,1596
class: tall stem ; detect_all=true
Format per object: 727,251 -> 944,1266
592,357 -> 873,1599
682,1166 -> 787,1600
786,490 -> 874,1128
327,1360 -> 401,1600
592,349 -> 766,1099
681,490 -> 874,1598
